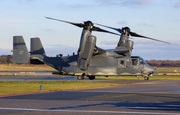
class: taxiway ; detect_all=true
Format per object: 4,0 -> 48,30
0,77 -> 180,115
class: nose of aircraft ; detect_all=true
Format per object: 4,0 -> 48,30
143,64 -> 156,75
148,66 -> 156,75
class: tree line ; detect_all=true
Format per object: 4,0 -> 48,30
145,60 -> 180,67
0,55 -> 180,67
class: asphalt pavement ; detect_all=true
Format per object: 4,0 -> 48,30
0,77 -> 180,115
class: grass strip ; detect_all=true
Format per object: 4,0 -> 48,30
0,81 -> 119,96
154,68 -> 180,73
0,65 -> 56,71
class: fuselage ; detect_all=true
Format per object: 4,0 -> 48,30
36,51 -> 155,77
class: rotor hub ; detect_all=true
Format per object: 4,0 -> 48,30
122,27 -> 130,36
84,21 -> 94,30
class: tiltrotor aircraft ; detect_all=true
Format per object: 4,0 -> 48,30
13,17 -> 169,80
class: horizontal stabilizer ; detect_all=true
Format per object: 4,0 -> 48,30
13,36 -> 30,64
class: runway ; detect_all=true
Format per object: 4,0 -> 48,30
0,77 -> 180,115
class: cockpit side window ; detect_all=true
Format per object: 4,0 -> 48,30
131,58 -> 138,66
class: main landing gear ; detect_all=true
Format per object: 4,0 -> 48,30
77,75 -> 84,80
144,76 -> 149,80
77,75 -> 95,80
88,76 -> 95,80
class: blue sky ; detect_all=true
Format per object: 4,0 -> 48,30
0,0 -> 180,60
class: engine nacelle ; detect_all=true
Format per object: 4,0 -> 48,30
78,29 -> 91,58
117,36 -> 134,56
127,40 -> 134,52
118,36 -> 127,47
78,35 -> 96,71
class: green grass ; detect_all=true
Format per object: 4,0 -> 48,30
150,75 -> 180,80
155,68 -> 180,73
0,75 -> 53,77
0,81 -> 119,96
0,64 -> 56,71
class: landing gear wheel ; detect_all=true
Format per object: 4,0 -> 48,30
144,76 -> 149,80
89,76 -> 95,80
77,75 -> 84,80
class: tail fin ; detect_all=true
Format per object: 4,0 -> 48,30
13,36 -> 30,64
30,38 -> 46,55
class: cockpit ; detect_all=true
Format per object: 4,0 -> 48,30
131,56 -> 147,66
131,56 -> 156,77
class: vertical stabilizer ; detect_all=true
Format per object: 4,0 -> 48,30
30,38 -> 46,55
13,36 -> 30,64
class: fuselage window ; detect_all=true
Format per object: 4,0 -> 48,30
121,61 -> 124,65
118,59 -> 126,68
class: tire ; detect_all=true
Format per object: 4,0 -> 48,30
89,76 -> 95,80
144,76 -> 149,80
77,76 -> 84,80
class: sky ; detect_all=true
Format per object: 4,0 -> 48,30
0,0 -> 180,60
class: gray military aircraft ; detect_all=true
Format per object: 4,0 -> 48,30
13,17 -> 169,80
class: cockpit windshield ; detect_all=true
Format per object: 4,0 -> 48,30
131,56 -> 148,66
139,58 -> 147,64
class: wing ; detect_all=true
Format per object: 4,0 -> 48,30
93,46 -> 106,55
93,46 -> 129,57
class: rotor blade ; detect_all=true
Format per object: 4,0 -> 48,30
95,23 -> 122,33
130,32 -> 170,44
92,26 -> 120,36
45,17 -> 84,28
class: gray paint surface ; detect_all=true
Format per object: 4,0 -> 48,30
12,19 -> 159,80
